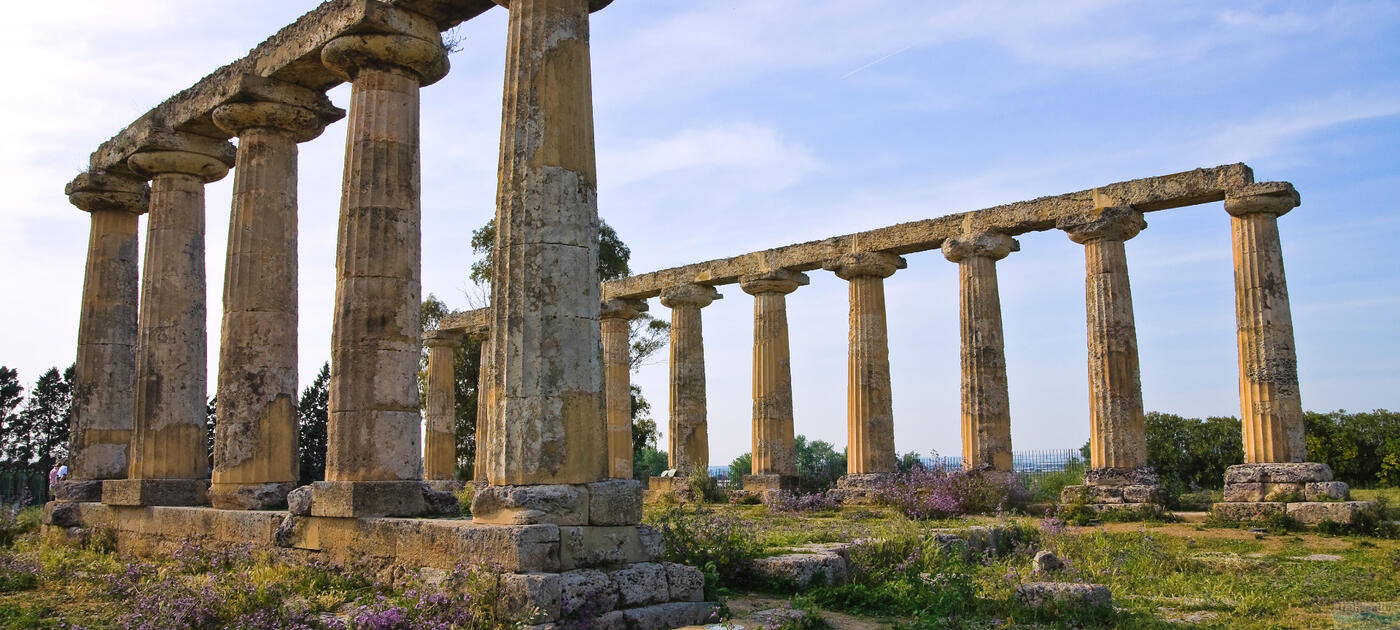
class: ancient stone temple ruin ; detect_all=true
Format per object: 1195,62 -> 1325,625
45,0 -> 1372,627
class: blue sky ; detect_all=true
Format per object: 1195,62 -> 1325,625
2,1 -> 1397,466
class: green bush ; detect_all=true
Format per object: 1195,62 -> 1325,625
647,504 -> 760,592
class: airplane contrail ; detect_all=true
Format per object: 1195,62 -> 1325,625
840,45 -> 913,79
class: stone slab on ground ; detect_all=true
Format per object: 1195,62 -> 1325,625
1015,582 -> 1112,610
748,543 -> 850,588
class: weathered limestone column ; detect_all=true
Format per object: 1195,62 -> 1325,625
314,21 -> 449,517
59,171 -> 149,502
942,232 -> 1018,472
423,330 -> 463,489
1056,207 -> 1163,505
739,270 -> 808,491
1226,182 -> 1306,464
601,298 -> 648,479
469,325 -> 492,484
660,284 -> 722,480
472,0 -> 636,526
823,252 -> 904,482
103,136 -> 235,507
209,90 -> 341,510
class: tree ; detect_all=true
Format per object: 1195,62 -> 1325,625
18,366 -> 73,471
728,453 -> 752,484
298,363 -> 330,484
206,396 -> 217,461
794,435 -> 846,492
469,218 -> 632,285
1143,412 -> 1242,493
0,367 -> 24,465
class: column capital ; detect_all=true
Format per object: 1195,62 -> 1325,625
660,283 -> 722,309
942,231 -> 1019,263
423,329 -> 464,348
740,269 -> 809,296
322,33 -> 449,86
1058,206 -> 1146,245
492,0 -> 614,13
128,151 -> 230,183
822,251 -> 905,280
1225,182 -> 1300,218
600,298 -> 648,320
65,170 -> 150,215
213,101 -> 340,143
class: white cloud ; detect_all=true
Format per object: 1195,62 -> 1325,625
600,123 -> 822,190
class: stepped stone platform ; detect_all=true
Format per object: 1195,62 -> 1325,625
43,502 -> 717,627
1211,463 -> 1376,527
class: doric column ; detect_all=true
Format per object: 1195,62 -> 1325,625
660,284 -> 722,477
315,21 -> 448,517
739,270 -> 808,491
209,88 -> 342,510
601,299 -> 648,479
1226,182 -> 1306,463
823,252 -> 905,476
59,171 -> 149,502
942,232 -> 1018,472
423,330 -> 463,487
103,136 -> 235,507
1058,207 -> 1158,492
469,326 -> 492,483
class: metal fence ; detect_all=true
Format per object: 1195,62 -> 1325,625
0,467 -> 48,505
921,448 -> 1087,482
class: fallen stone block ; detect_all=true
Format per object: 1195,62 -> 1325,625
1015,582 -> 1111,610
1286,501 -> 1373,526
749,547 -> 849,588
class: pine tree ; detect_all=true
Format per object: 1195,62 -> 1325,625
0,366 -> 25,466
18,366 -> 73,471
297,363 -> 330,484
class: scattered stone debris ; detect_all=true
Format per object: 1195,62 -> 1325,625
1032,550 -> 1064,573
1015,582 -> 1112,610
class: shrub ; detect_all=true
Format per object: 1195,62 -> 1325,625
647,505 -> 759,590
810,527 -> 977,618
872,463 -> 1030,520
1022,461 -> 1085,503
0,552 -> 38,592
763,490 -> 842,514
0,502 -> 40,548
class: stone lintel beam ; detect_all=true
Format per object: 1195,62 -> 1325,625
439,308 -> 491,338
87,0 -> 486,178
601,164 -> 1255,301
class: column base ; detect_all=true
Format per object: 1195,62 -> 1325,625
1063,466 -> 1166,507
210,481 -> 296,510
1082,466 -> 1159,487
102,478 -> 209,507
306,480 -> 440,518
53,480 -> 105,502
834,472 -> 896,504
742,474 -> 799,492
1213,462 -> 1363,527
472,479 -> 642,526
425,479 -> 465,493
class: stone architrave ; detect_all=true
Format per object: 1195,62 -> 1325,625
942,232 -> 1018,472
1225,182 -> 1306,464
315,22 -> 449,517
209,92 -> 341,510
600,299 -> 648,479
474,0 -> 618,528
659,284 -> 722,478
60,171 -> 149,502
1057,207 -> 1151,476
822,252 -> 905,476
103,136 -> 235,507
738,270 -> 808,491
423,330 -> 463,486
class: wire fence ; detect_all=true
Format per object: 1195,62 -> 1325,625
921,448 -> 1087,483
0,467 -> 49,506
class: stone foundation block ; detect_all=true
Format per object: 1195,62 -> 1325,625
1224,462 -> 1333,485
1304,481 -> 1349,501
1082,466 -> 1158,487
609,562 -> 669,607
1121,484 -> 1167,504
210,481 -> 295,510
559,569 -> 618,617
102,478 -> 209,506
308,481 -> 425,517
1287,501 -> 1374,527
1211,501 -> 1285,522
664,562 -> 705,603
420,482 -> 461,516
286,486 -> 313,516
473,484 -> 588,526
53,480 -> 104,502
586,480 -> 642,526
559,526 -> 658,569
1084,502 -> 1164,517
424,479 -> 464,493
742,473 -> 799,492
499,573 -> 561,623
1015,582 -> 1112,610
1222,482 -> 1307,502
42,501 -> 83,527
749,546 -> 850,588
618,601 -> 720,629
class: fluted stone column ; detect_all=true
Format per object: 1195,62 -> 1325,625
314,24 -> 448,517
823,252 -> 905,480
472,0 -> 633,526
209,93 -> 341,510
1226,183 -> 1306,464
1057,207 -> 1162,503
739,270 -> 808,491
103,138 -> 235,507
423,330 -> 462,489
942,232 -> 1018,472
601,299 -> 648,479
659,284 -> 721,480
470,326 -> 491,484
59,171 -> 149,502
